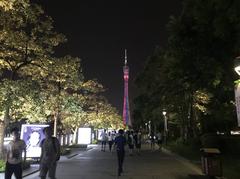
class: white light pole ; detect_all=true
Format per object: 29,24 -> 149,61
148,120 -> 151,135
162,111 -> 168,145
234,56 -> 240,127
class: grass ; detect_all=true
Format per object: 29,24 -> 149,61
166,140 -> 240,179
166,140 -> 201,161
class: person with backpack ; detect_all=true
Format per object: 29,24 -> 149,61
39,127 -> 60,179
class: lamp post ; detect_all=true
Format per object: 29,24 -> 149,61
234,56 -> 240,127
148,120 -> 151,136
162,111 -> 168,145
145,122 -> 148,133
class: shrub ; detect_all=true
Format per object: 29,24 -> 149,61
60,147 -> 71,155
0,160 -> 5,172
200,133 -> 221,148
92,139 -> 98,144
22,161 -> 31,170
201,133 -> 240,155
0,160 -> 31,172
221,135 -> 240,155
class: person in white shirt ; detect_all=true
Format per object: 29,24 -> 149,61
108,131 -> 115,152
100,129 -> 108,152
5,127 -> 26,179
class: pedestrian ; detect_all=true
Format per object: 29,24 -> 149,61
108,131 -> 114,152
134,130 -> 142,155
127,130 -> 134,156
150,131 -> 155,150
5,127 -> 26,179
100,129 -> 108,152
39,127 -> 60,179
156,131 -> 163,150
114,129 -> 126,176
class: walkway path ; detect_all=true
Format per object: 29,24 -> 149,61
24,144 -> 205,179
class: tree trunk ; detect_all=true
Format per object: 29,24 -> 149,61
0,106 -> 11,159
73,127 -> 78,144
53,112 -> 58,137
0,121 -> 5,159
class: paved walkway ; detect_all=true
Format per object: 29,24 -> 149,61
23,144 -> 206,179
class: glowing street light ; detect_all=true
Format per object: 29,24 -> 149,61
234,56 -> 240,76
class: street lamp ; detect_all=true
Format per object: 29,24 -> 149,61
162,110 -> 168,145
148,120 -> 151,135
234,56 -> 240,75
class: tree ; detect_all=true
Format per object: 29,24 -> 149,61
0,0 -> 65,157
134,0 -> 240,142
39,56 -> 82,136
60,79 -> 122,143
167,0 -> 240,135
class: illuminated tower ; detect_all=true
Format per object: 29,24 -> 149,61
123,49 -> 131,127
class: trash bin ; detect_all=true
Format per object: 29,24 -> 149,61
200,148 -> 222,177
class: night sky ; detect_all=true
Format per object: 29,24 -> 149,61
37,0 -> 182,112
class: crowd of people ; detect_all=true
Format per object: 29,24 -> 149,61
4,126 -> 163,178
100,129 -> 143,154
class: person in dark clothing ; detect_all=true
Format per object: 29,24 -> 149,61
114,129 -> 126,176
133,130 -> 142,154
150,131 -> 155,150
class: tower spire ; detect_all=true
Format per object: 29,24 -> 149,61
124,49 -> 127,65
123,49 -> 131,128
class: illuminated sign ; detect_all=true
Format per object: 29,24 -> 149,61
78,128 -> 91,144
98,129 -> 104,140
21,124 -> 49,158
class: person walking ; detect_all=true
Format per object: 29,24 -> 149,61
156,131 -> 163,150
134,130 -> 142,155
5,127 -> 26,179
100,129 -> 108,152
127,130 -> 134,156
39,127 -> 60,179
114,129 -> 126,176
150,131 -> 155,150
108,131 -> 114,152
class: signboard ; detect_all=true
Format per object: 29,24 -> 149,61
78,128 -> 91,144
98,129 -> 104,140
21,124 -> 49,158
235,83 -> 240,127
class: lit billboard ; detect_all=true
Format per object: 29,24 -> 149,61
21,124 -> 49,158
78,128 -> 91,144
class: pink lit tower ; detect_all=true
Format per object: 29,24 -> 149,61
122,49 -> 132,128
